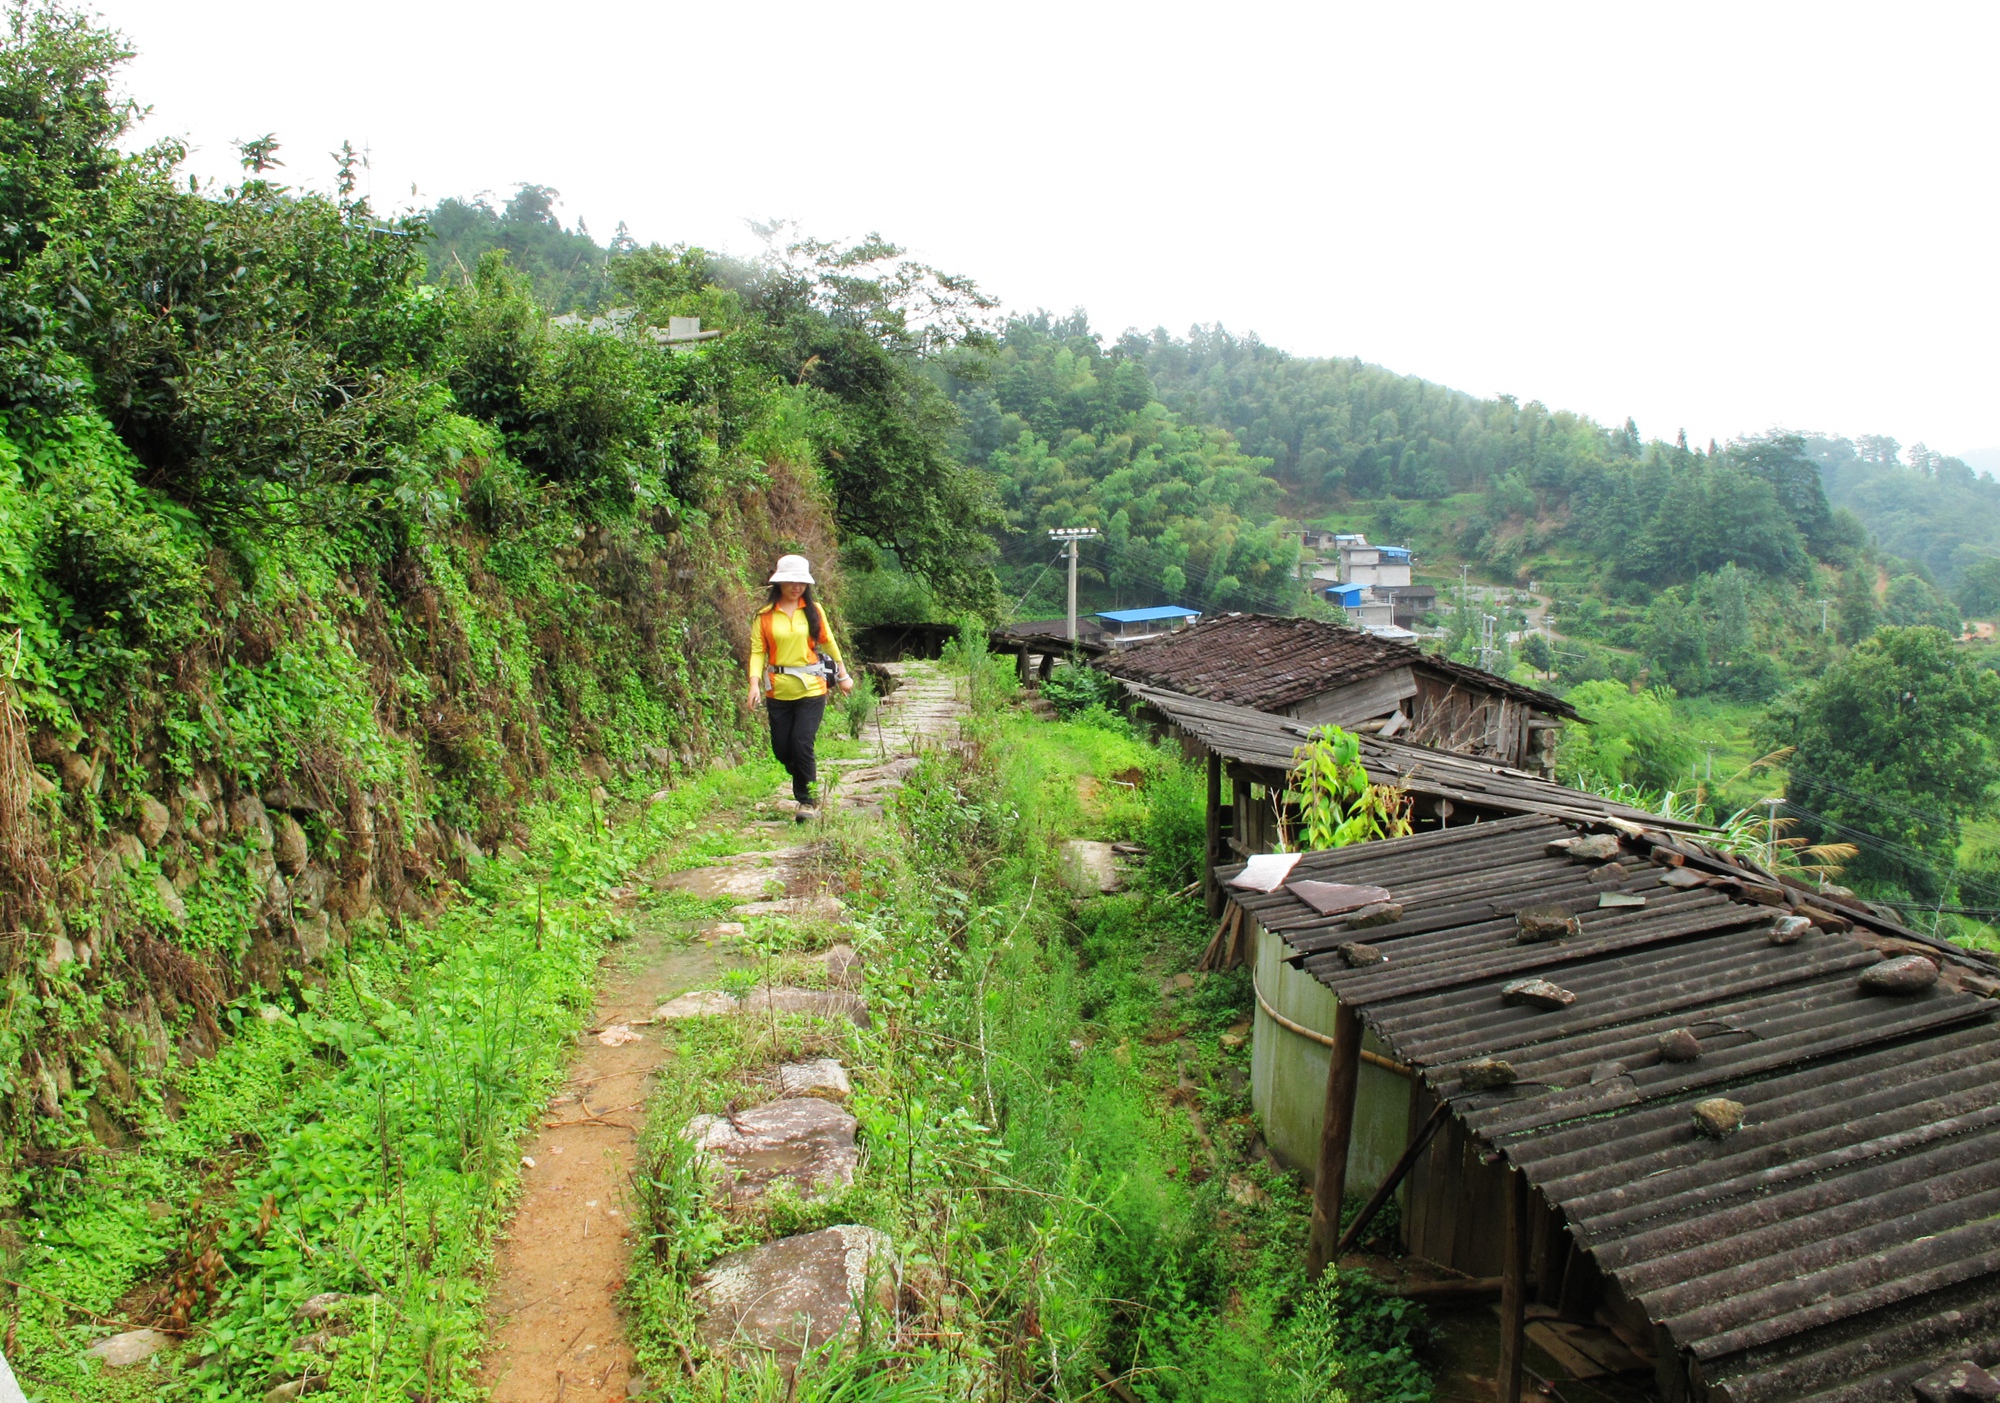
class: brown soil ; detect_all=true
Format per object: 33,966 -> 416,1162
477,900 -> 743,1402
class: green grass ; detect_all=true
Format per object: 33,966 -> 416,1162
623,669 -> 1432,1401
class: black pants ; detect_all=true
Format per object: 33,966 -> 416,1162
766,694 -> 827,802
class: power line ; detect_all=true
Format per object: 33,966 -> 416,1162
1771,796 -> 2000,909
997,532 -> 1308,616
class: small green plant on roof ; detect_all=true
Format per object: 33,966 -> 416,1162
1287,724 -> 1413,851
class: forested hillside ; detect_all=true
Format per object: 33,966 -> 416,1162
940,313 -> 1301,616
1809,433 -> 2000,595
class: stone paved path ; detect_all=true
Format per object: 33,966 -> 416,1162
816,661 -> 962,816
478,661 -> 963,1398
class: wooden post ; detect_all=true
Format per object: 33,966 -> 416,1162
1233,771 -> 1253,853
1334,1100 -> 1450,1257
1498,1165 -> 1530,1403
1305,1001 -> 1363,1278
1204,753 -> 1223,917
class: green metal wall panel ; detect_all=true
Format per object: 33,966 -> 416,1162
1249,921 -> 1411,1189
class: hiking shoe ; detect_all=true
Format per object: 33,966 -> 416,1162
794,803 -> 818,823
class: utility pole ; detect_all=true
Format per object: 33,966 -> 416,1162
1764,796 -> 1782,872
1049,527 -> 1100,641
1815,598 -> 1831,635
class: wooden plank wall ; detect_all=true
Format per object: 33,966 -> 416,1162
1403,1080 -> 1587,1310
1408,674 -> 1526,767
1286,667 -> 1418,729
1404,1080 -> 1509,1278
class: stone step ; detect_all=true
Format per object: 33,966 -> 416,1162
652,986 -> 868,1026
684,1098 -> 858,1204
694,1225 -> 893,1360
777,1058 -> 851,1100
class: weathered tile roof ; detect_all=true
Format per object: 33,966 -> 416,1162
1224,816 -> 2000,1403
1101,613 -> 1578,717
1118,678 -> 1691,830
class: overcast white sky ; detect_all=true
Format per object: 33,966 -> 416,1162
93,1 -> 2000,458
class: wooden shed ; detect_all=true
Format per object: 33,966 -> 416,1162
1101,613 -> 1576,774
1117,680 -> 1699,1196
1221,816 -> 2000,1403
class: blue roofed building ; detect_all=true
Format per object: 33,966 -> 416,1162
1096,605 -> 1201,644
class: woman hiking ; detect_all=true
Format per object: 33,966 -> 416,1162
746,555 -> 853,820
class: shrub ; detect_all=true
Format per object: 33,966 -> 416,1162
1040,660 -> 1118,716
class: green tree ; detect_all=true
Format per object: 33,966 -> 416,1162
1837,566 -> 1881,645
1705,562 -> 1753,660
0,1 -> 134,411
1556,680 -> 1696,791
1883,573 -> 1960,633
1729,432 -> 1836,555
1758,626 -> 2000,900
425,184 -> 614,313
1642,588 -> 1708,692
1957,557 -> 2000,619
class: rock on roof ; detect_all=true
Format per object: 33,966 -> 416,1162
1102,613 -> 1577,717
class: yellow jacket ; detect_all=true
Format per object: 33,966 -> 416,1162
750,601 -> 846,701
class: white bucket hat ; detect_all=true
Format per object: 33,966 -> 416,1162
768,554 -> 816,585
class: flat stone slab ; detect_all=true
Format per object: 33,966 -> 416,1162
736,894 -> 845,920
1861,953 -> 1939,994
654,990 -> 740,1020
836,758 -> 921,795
1658,1028 -> 1702,1062
739,987 -> 870,1027
663,864 -> 790,901
1516,903 -> 1581,943
1459,1058 -> 1517,1091
685,1098 -> 859,1203
696,1225 -> 893,1357
87,1328 -> 168,1368
1550,833 -> 1622,861
1061,840 -> 1121,894
1500,977 -> 1575,1011
1692,1096 -> 1746,1138
777,1059 -> 852,1100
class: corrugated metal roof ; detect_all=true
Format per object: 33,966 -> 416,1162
1223,816 -> 2000,1403
1117,679 -> 1684,830
1102,613 -> 1578,717
1098,606 -> 1202,623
